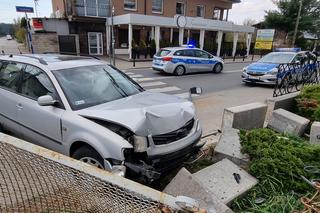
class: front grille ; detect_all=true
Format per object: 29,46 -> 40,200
152,119 -> 194,145
247,72 -> 265,76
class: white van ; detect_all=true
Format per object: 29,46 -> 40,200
6,35 -> 12,40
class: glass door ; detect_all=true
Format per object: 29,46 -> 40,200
88,32 -> 103,55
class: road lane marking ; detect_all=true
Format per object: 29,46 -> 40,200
125,72 -> 134,75
147,86 -> 181,93
127,74 -> 144,78
173,93 -> 199,99
140,81 -> 166,87
133,76 -> 174,82
223,70 -> 242,73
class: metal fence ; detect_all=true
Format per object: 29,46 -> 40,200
0,133 -> 190,213
273,60 -> 320,97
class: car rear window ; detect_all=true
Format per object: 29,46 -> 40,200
155,49 -> 171,57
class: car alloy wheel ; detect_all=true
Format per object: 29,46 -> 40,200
174,65 -> 185,76
79,157 -> 104,169
213,63 -> 222,73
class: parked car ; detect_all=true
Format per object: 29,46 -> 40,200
6,35 -> 12,40
241,51 -> 309,85
152,46 -> 224,76
0,54 -> 203,181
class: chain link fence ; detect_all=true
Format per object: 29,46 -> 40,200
0,133 -> 186,213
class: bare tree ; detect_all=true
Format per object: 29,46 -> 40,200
243,18 -> 257,26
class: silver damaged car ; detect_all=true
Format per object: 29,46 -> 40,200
0,54 -> 203,181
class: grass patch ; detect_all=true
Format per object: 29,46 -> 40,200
232,128 -> 320,212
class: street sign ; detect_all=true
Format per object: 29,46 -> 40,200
254,29 -> 275,50
16,6 -> 34,13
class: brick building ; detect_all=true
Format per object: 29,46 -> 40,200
51,0 -> 254,58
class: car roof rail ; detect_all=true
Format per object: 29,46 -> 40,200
20,55 -> 48,65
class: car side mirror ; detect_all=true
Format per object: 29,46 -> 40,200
38,95 -> 57,106
295,60 -> 301,65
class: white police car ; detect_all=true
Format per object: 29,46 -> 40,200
241,50 -> 306,85
152,46 -> 224,76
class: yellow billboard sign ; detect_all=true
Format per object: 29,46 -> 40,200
255,41 -> 273,50
255,29 -> 275,50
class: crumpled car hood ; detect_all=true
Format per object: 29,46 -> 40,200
77,91 -> 195,136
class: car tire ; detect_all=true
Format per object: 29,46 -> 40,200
213,63 -> 223,73
72,145 -> 105,169
174,65 -> 186,76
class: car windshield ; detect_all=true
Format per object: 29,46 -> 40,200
53,65 -> 143,110
258,53 -> 295,64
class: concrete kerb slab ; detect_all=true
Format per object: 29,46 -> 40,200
310,122 -> 320,144
164,168 -> 234,213
214,128 -> 250,167
267,109 -> 310,136
221,102 -> 267,131
265,92 -> 300,126
193,158 -> 258,205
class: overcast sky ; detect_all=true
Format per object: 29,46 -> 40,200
229,0 -> 277,24
0,0 -> 277,24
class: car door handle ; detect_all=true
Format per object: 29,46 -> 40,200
16,104 -> 23,110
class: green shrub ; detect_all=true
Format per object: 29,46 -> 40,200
296,85 -> 320,121
233,128 -> 320,212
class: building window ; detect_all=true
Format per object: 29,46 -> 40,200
176,2 -> 185,15
213,8 -> 222,20
196,5 -> 205,17
152,0 -> 163,13
75,0 -> 108,17
124,0 -> 137,11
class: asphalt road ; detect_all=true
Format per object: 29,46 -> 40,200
0,36 -> 24,54
125,63 -> 252,95
124,64 -> 274,134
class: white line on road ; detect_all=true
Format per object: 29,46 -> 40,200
133,76 -> 175,82
140,81 -> 166,87
147,86 -> 181,93
171,93 -> 200,99
223,70 -> 242,73
127,74 -> 144,78
125,72 -> 134,75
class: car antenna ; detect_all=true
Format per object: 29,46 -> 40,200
1,50 -> 4,55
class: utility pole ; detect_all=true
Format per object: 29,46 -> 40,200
106,0 -> 115,66
111,5 -> 115,66
292,0 -> 302,47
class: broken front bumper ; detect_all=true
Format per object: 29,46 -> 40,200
123,120 -> 203,181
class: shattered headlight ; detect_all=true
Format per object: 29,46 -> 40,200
267,67 -> 278,75
130,135 -> 148,152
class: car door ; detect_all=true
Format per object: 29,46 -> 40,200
182,49 -> 199,73
15,64 -> 65,153
194,50 -> 212,72
0,60 -> 25,138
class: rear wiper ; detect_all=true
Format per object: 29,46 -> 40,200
103,68 -> 128,96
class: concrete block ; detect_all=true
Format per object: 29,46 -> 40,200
214,128 -> 250,167
310,122 -> 320,144
164,168 -> 234,213
193,159 -> 258,205
221,102 -> 267,131
267,109 -> 310,136
265,92 -> 300,125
